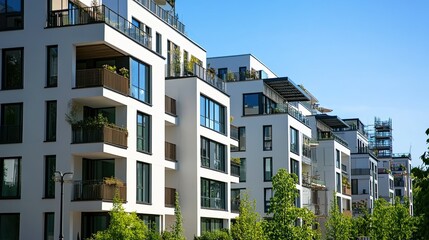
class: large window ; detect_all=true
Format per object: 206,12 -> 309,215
200,137 -> 226,172
0,213 -> 20,240
243,93 -> 276,115
44,212 -> 54,240
136,162 -> 151,204
290,127 -> 299,155
336,149 -> 340,169
44,155 -> 56,198
82,212 -> 109,240
1,157 -> 20,198
46,46 -> 58,87
137,112 -> 151,153
239,158 -> 246,182
200,95 -> 226,134
336,173 -> 341,193
0,103 -> 23,144
201,218 -> 223,234
130,58 -> 151,103
83,159 -> 114,181
2,48 -> 23,90
351,179 -> 358,195
263,157 -> 272,182
238,127 -> 246,151
290,158 -> 300,182
45,101 -> 57,142
138,214 -> 160,230
264,188 -> 273,212
201,178 -> 226,210
263,125 -> 272,151
0,0 -> 23,30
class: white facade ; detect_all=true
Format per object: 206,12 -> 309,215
0,0 -> 235,239
392,154 -> 413,215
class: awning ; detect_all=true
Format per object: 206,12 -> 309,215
263,77 -> 311,102
315,114 -> 349,128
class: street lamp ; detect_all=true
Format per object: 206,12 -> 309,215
54,171 -> 73,240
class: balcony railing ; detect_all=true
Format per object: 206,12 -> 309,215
165,141 -> 177,162
48,5 -> 152,49
231,162 -> 240,177
72,125 -> 128,148
221,70 -> 262,82
317,132 -> 348,147
0,125 -> 22,144
230,125 -> 238,140
165,95 -> 177,116
165,187 -> 176,207
75,68 -> 129,95
72,180 -> 126,201
166,63 -> 226,93
271,103 -> 310,126
351,168 -> 372,176
133,0 -> 185,34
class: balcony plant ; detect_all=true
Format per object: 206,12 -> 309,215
226,71 -> 235,81
103,177 -> 124,187
102,64 -> 129,79
231,157 -> 241,165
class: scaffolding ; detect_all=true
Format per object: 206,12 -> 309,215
370,117 -> 392,159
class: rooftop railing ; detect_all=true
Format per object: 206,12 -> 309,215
317,132 -> 349,147
48,5 -> 152,49
272,103 -> 310,126
133,0 -> 185,34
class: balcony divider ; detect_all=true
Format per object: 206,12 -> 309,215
165,95 -> 177,116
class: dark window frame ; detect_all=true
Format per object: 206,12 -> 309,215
0,213 -> 20,240
263,125 -> 272,151
239,158 -> 246,182
290,158 -> 300,182
264,187 -> 272,213
130,58 -> 151,104
200,137 -> 226,172
200,95 -> 226,134
155,32 -> 162,54
238,127 -> 246,151
263,157 -> 272,182
290,127 -> 299,155
0,0 -> 24,31
0,157 -> 21,199
136,161 -> 151,204
0,102 -> 23,144
200,178 -> 226,210
44,155 -> 56,198
44,212 -> 54,240
45,100 -> 57,142
1,48 -> 24,90
46,45 -> 58,87
137,112 -> 151,154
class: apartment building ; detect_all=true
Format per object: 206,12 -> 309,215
0,0 -> 237,239
392,153 -> 413,214
207,55 -> 320,217
334,118 -> 380,214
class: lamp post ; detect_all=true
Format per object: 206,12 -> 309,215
54,171 -> 73,240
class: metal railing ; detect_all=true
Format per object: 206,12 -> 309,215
230,125 -> 238,140
165,141 -> 176,162
133,0 -> 185,34
221,70 -> 262,82
165,187 -> 176,207
351,168 -> 371,176
48,5 -> 152,49
72,125 -> 128,148
166,63 -> 226,93
75,68 -> 129,95
0,125 -> 22,144
231,162 -> 240,177
271,103 -> 310,126
73,180 -> 126,201
165,95 -> 177,116
317,132 -> 349,147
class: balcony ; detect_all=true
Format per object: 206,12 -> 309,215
231,198 -> 240,213
72,125 -> 128,148
231,162 -> 240,177
72,180 -> 126,201
0,125 -> 22,144
343,186 -> 352,196
271,103 -> 310,126
48,5 -> 152,49
165,95 -> 177,116
75,68 -> 129,96
165,142 -> 177,162
317,132 -> 348,147
165,187 -> 176,207
351,168 -> 372,176
341,164 -> 348,175
343,210 -> 352,217
222,70 -> 262,82
230,125 -> 238,141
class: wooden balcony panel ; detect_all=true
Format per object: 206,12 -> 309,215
76,68 -> 129,96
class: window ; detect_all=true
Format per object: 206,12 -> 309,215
243,93 -> 259,115
44,156 -> 56,198
200,137 -> 226,172
1,157 -> 20,198
201,218 -> 223,233
295,190 -> 301,208
137,112 -> 151,153
263,157 -> 272,181
239,67 -> 247,81
336,149 -> 340,169
0,103 -> 23,144
351,179 -> 358,195
336,173 -> 341,193
136,162 -> 151,204
156,32 -> 162,54
231,189 -> 241,212
138,214 -> 159,230
217,68 -> 227,80
290,158 -> 300,182
290,127 -> 299,154
264,188 -> 272,212
83,159 -> 114,181
395,189 -> 402,197
238,127 -> 246,151
0,0 -> 23,30
46,46 -> 58,87
130,58 -> 151,103
239,158 -> 246,182
243,93 -> 276,115
200,95 -> 226,134
263,125 -> 272,151
45,101 -> 57,141
201,178 -> 226,210
0,213 -> 20,240
2,48 -> 23,90
44,213 -> 54,240
145,26 -> 152,48
82,212 -> 109,240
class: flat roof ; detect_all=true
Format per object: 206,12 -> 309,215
315,114 -> 349,128
263,77 -> 311,102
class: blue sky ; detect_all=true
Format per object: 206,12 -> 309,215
176,0 -> 429,166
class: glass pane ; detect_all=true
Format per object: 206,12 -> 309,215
48,46 -> 58,86
45,213 -> 54,240
243,94 -> 259,115
46,101 -> 57,141
45,156 -> 56,198
7,0 -> 21,12
2,158 -> 19,197
0,214 -> 20,239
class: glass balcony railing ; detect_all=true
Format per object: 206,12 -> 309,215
272,103 -> 310,126
48,5 -> 152,49
230,162 -> 240,177
317,132 -> 348,147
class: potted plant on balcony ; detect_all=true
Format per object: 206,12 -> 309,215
226,71 -> 235,82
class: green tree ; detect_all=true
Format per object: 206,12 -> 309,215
263,169 -> 319,240
325,195 -> 352,240
368,198 -> 392,240
90,195 -> 148,240
412,128 -> 429,239
163,192 -> 185,240
195,229 -> 232,240
230,192 -> 265,240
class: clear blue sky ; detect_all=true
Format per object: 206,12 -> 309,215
176,0 -> 429,166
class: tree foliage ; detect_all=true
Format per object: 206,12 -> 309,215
412,128 -> 429,239
195,229 -> 232,240
263,169 -> 319,240
230,192 -> 265,240
325,195 -> 353,240
163,191 -> 186,240
90,195 -> 148,240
